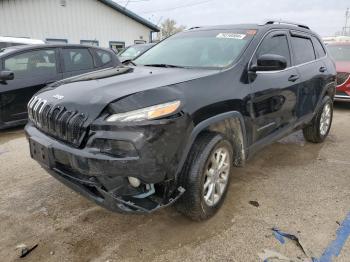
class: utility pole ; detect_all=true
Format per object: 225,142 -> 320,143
342,8 -> 350,36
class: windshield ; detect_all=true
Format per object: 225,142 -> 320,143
119,45 -> 152,59
134,29 -> 256,69
327,45 -> 350,62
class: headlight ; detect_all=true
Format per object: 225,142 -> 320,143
106,100 -> 181,122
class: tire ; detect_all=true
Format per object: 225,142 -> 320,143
303,96 -> 333,143
176,132 -> 233,221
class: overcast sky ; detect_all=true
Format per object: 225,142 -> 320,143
113,0 -> 349,36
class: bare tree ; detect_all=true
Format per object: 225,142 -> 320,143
160,18 -> 186,39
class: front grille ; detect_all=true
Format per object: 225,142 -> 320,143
28,96 -> 88,147
336,72 -> 350,86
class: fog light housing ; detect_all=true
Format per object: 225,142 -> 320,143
128,177 -> 141,188
92,139 -> 138,158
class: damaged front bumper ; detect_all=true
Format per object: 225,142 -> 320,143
24,115 -> 191,213
48,167 -> 185,213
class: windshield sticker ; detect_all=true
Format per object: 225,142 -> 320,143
216,33 -> 246,39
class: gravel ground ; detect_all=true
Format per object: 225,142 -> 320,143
0,103 -> 349,262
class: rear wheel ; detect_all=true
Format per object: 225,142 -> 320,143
176,133 -> 233,221
303,96 -> 333,143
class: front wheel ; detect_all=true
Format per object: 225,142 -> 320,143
176,133 -> 233,221
303,96 -> 333,143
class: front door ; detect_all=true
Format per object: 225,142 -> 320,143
0,48 -> 61,123
249,30 -> 300,143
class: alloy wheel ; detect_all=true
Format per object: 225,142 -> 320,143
203,147 -> 230,206
320,103 -> 331,136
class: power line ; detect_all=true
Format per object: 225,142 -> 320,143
140,0 -> 214,14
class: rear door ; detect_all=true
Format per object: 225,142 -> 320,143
289,31 -> 326,118
0,48 -> 61,123
61,47 -> 96,78
250,30 -> 300,143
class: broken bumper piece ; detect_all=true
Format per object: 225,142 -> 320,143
48,167 -> 185,213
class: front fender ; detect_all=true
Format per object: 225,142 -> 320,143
175,111 -> 248,176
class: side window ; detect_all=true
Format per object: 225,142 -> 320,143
46,38 -> 68,44
256,34 -> 291,67
80,40 -> 99,47
291,36 -> 316,65
312,37 -> 326,58
110,42 -> 125,53
134,40 -> 146,44
4,49 -> 57,79
95,50 -> 112,67
62,48 -> 94,72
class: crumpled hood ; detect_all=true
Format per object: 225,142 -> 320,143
36,66 -> 219,121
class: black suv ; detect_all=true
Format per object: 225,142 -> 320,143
25,21 -> 336,220
0,44 -> 119,129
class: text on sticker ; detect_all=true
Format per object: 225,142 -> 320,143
216,33 -> 246,39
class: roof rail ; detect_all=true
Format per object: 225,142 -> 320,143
263,20 -> 310,30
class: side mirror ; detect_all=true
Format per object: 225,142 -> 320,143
251,54 -> 287,72
0,71 -> 14,82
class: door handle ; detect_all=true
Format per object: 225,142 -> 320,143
319,67 -> 327,73
288,75 -> 299,82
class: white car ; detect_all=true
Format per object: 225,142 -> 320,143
0,36 -> 45,49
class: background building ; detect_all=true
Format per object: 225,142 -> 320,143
0,0 -> 159,52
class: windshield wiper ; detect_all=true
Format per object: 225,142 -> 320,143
143,64 -> 186,68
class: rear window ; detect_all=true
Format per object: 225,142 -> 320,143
327,45 -> 350,62
291,36 -> 316,65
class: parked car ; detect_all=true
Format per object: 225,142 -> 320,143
0,36 -> 45,49
323,36 -> 350,45
25,21 -> 336,220
326,42 -> 350,101
0,44 -> 120,129
117,43 -> 155,62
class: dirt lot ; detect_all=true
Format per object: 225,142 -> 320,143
0,103 -> 349,262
